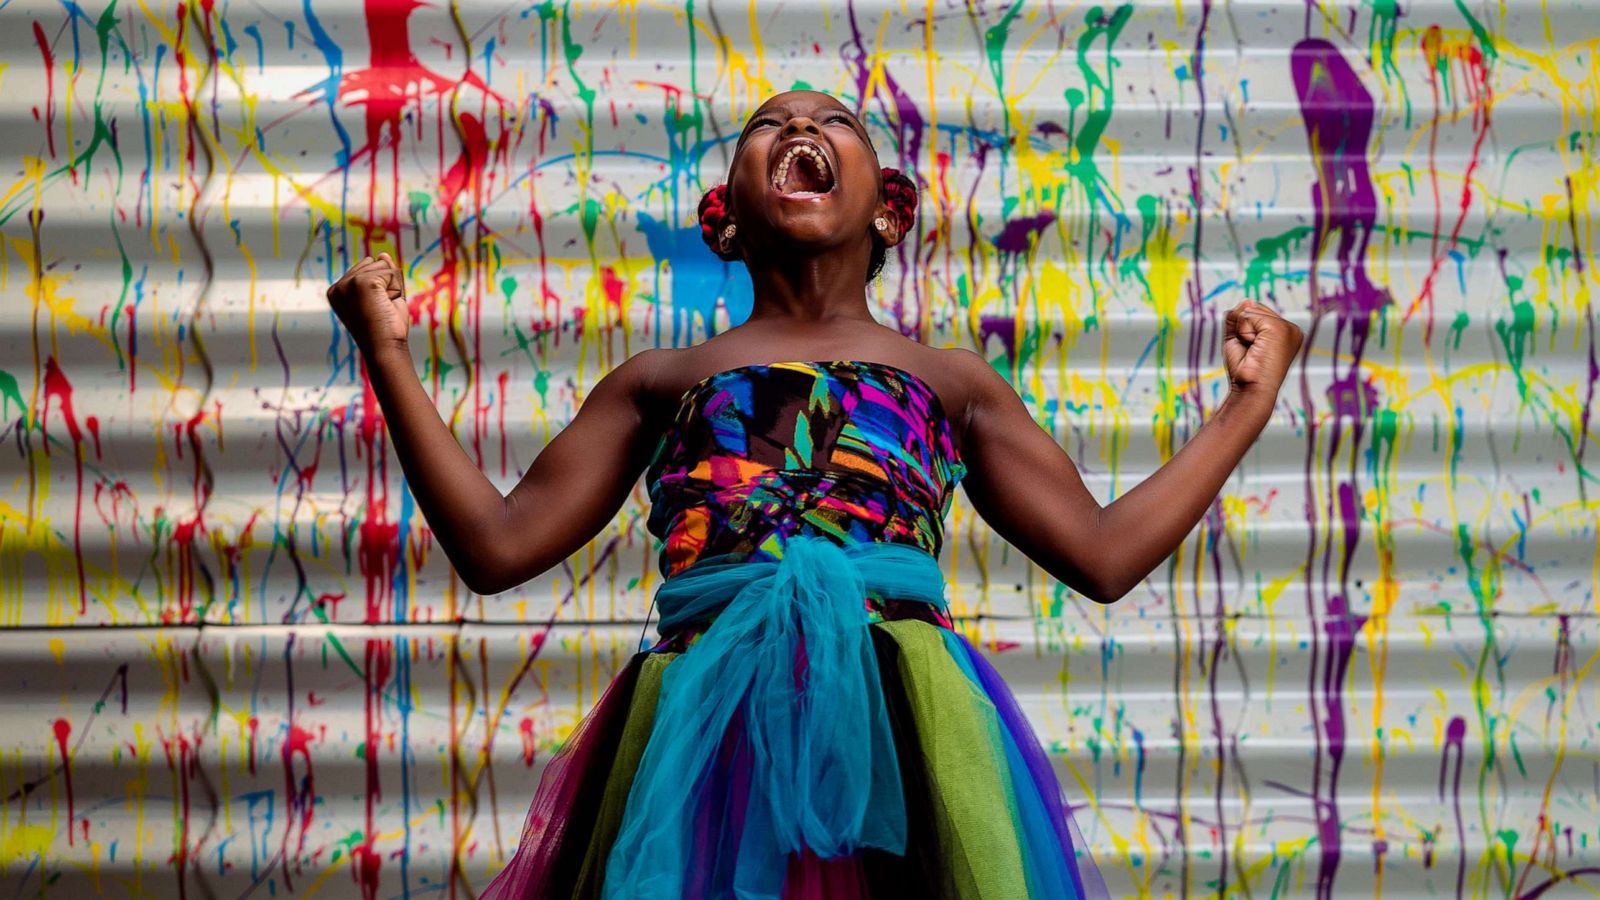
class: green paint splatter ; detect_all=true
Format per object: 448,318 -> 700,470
1453,0 -> 1498,62
1493,299 -> 1535,396
1067,5 -> 1134,316
1244,227 -> 1315,300
0,369 -> 25,419
1364,0 -> 1411,127
1448,310 -> 1470,350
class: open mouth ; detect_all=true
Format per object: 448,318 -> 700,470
769,140 -> 836,198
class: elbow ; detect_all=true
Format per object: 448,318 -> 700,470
452,504 -> 520,595
1041,557 -> 1131,606
1086,583 -> 1131,605
453,544 -> 518,596
460,568 -> 510,596
462,550 -> 534,595
1081,574 -> 1137,606
1074,510 -> 1131,605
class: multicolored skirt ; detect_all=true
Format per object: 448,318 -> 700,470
479,538 -> 1110,899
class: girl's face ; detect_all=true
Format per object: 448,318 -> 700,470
722,90 -> 889,259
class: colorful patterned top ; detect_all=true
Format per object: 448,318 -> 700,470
644,359 -> 967,581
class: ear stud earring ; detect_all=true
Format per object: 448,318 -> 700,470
873,216 -> 889,232
722,223 -> 737,241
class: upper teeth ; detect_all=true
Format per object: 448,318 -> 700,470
773,144 -> 829,189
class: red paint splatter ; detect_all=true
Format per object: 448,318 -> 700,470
246,716 -> 259,775
41,357 -> 81,442
168,515 -> 206,624
518,717 -> 537,767
350,840 -> 384,900
353,638 -> 395,900
1243,487 -> 1281,515
32,22 -> 55,157
53,719 -> 74,845
42,357 -> 89,614
315,591 -> 346,620
601,264 -> 626,317
280,723 -> 319,890
1409,27 -> 1492,341
497,370 -> 510,478
358,517 -> 401,621
159,728 -> 203,899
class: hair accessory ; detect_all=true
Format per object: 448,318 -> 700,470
697,184 -> 739,260
879,167 -> 919,235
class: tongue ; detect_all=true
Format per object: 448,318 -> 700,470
781,155 -> 831,193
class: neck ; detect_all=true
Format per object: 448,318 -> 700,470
741,245 -> 875,325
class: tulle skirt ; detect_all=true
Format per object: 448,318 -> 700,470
478,613 -> 1111,899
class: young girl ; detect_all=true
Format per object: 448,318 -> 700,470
327,90 -> 1303,899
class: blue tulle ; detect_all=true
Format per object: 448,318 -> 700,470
601,536 -> 948,900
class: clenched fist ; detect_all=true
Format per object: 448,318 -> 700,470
326,252 -> 410,354
1223,299 -> 1304,398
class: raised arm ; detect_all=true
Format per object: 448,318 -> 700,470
957,300 -> 1302,604
328,254 -> 660,595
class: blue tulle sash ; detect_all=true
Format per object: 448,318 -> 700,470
600,536 -> 948,899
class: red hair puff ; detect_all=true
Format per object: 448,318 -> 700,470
880,167 -> 919,237
696,183 -> 740,262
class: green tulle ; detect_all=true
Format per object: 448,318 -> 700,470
875,619 -> 1031,898
574,653 -> 675,897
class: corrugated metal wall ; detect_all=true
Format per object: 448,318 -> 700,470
2,0 -> 1596,897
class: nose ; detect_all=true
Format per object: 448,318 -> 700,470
781,116 -> 821,138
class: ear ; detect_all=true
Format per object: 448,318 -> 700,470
873,203 -> 906,249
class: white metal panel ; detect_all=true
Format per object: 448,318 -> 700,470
2,0 -> 1596,897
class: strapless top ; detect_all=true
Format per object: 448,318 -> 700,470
644,360 -> 967,578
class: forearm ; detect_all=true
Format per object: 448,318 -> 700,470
1092,388 -> 1277,599
363,341 -> 509,586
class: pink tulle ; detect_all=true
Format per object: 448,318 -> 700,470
784,849 -> 872,899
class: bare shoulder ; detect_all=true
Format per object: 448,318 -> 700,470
925,346 -> 1002,387
622,336 -> 776,403
578,348 -> 674,421
910,347 -> 1012,442
621,345 -> 707,388
611,346 -> 715,421
596,347 -> 667,392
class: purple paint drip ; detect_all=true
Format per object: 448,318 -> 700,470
1290,36 -> 1394,900
1439,716 -> 1468,898
978,314 -> 1019,361
1291,39 -> 1391,318
842,6 -> 930,333
993,210 -> 1058,255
